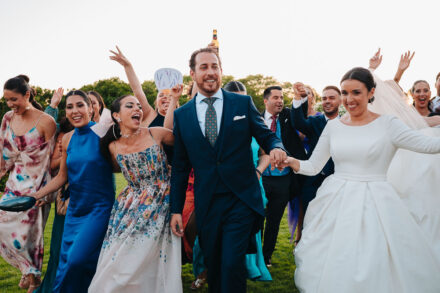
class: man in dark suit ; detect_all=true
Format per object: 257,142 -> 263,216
170,48 -> 287,293
261,86 -> 307,267
291,84 -> 341,229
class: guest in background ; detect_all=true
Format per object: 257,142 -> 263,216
290,83 -> 341,243
431,73 -> 440,114
0,75 -> 56,292
35,117 -> 73,293
261,86 -> 307,267
87,91 -> 107,123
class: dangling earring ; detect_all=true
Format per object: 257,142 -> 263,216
25,106 -> 30,110
117,118 -> 121,122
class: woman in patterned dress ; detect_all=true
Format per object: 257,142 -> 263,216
0,75 -> 56,292
88,91 -> 182,292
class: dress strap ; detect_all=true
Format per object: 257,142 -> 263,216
148,128 -> 158,146
33,114 -> 45,129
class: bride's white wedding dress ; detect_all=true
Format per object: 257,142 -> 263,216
294,115 -> 440,293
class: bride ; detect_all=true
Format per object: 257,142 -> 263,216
284,67 -> 440,292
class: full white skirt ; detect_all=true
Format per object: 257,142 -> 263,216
294,175 -> 440,293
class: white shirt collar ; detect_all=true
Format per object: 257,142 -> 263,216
264,110 -> 278,121
196,89 -> 223,104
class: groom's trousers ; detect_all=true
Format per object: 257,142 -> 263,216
199,192 -> 258,293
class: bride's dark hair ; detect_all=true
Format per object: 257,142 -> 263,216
99,95 -> 131,162
341,67 -> 376,103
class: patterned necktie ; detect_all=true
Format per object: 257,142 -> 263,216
270,115 -> 277,132
203,97 -> 218,146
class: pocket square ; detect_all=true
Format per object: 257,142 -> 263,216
233,115 -> 246,121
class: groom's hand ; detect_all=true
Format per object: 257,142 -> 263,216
269,148 -> 287,170
170,214 -> 184,237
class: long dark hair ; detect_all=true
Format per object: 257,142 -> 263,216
340,67 -> 376,103
99,95 -> 130,162
3,75 -> 43,110
65,90 -> 95,121
224,81 -> 246,93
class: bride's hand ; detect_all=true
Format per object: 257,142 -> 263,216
109,46 -> 131,67
369,48 -> 383,70
397,51 -> 415,72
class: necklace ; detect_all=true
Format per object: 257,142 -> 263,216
120,127 -> 142,139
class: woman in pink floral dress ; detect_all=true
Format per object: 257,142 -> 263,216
0,75 -> 56,292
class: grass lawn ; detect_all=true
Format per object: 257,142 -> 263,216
0,174 -> 299,292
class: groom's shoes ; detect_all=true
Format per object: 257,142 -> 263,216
264,256 -> 272,268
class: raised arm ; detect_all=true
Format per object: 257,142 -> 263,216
393,51 -> 415,84
164,84 -> 183,130
290,99 -> 314,136
44,87 -> 64,124
109,46 -> 155,123
368,48 -> 383,71
388,116 -> 440,153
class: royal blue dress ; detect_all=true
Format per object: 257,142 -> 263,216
53,122 -> 114,293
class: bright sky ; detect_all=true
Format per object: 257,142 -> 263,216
1,0 -> 438,94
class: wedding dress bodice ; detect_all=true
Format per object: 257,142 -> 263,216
299,115 -> 440,181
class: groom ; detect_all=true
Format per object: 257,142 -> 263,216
170,48 -> 286,293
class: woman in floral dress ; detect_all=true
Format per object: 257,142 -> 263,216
88,92 -> 182,292
0,75 -> 56,292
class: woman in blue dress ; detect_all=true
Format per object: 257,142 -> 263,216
32,90 -> 115,293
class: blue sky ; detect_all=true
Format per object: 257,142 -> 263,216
1,0 -> 438,94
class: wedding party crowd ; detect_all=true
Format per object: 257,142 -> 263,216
0,44 -> 439,293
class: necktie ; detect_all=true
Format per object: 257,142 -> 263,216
203,97 -> 218,146
270,115 -> 277,132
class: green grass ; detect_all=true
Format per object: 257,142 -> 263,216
0,174 -> 299,292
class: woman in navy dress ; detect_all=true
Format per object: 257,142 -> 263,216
32,90 -> 114,293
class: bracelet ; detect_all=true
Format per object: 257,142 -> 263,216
255,169 -> 262,176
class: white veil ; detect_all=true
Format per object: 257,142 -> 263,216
368,72 -> 428,129
369,71 -> 440,257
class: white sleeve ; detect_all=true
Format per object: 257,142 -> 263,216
91,108 -> 114,138
292,97 -> 308,109
388,116 -> 440,153
297,123 -> 331,176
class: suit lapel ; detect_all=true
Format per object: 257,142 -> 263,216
185,97 -> 214,150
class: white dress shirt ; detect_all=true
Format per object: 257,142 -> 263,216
195,89 -> 223,136
263,110 -> 278,129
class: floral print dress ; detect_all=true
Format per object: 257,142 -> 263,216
0,111 -> 54,276
89,135 -> 182,293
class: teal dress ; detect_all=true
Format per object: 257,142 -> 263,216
192,138 -> 272,281
245,138 -> 272,281
35,106 -> 64,293
52,122 -> 115,293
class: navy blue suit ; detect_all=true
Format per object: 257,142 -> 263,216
171,89 -> 283,293
290,104 -> 335,211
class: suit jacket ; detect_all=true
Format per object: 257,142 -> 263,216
290,104 -> 334,175
170,90 -> 283,230
265,108 -> 308,160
